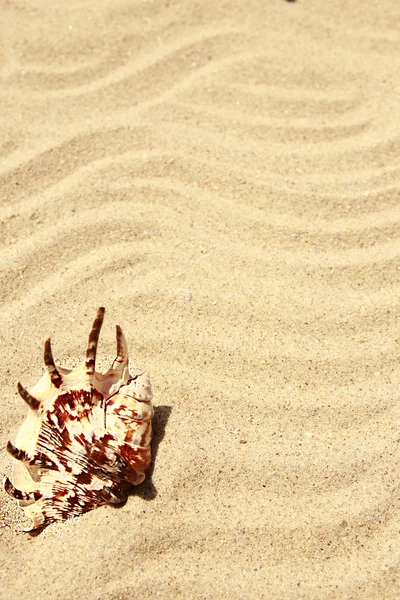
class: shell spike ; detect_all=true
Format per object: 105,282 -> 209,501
6,440 -> 28,462
3,477 -> 42,502
44,338 -> 62,388
85,307 -> 105,375
101,324 -> 129,386
17,381 -> 40,411
115,325 -> 129,367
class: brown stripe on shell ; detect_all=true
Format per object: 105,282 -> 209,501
118,443 -> 151,485
76,470 -> 93,485
115,325 -> 127,364
17,381 -> 40,411
6,440 -> 29,462
52,389 -> 94,421
29,452 -> 60,471
124,429 -> 133,443
85,307 -> 105,375
53,487 -> 69,498
44,338 -> 62,388
140,427 -> 151,448
3,477 -> 42,501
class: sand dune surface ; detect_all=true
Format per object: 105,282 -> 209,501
1,1 -> 400,598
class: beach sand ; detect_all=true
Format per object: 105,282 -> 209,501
1,1 -> 400,598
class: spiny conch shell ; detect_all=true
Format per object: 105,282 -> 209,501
3,307 -> 153,531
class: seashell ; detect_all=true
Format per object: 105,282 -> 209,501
3,307 -> 153,530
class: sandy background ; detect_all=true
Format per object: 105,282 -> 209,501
1,1 -> 400,598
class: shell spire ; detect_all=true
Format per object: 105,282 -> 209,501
3,307 -> 153,531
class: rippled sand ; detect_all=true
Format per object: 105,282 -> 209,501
1,1 -> 400,598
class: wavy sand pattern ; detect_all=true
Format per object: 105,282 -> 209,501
1,1 -> 400,598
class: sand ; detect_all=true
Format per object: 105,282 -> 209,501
1,1 -> 400,598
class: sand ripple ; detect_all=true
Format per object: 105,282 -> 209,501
1,1 -> 400,599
